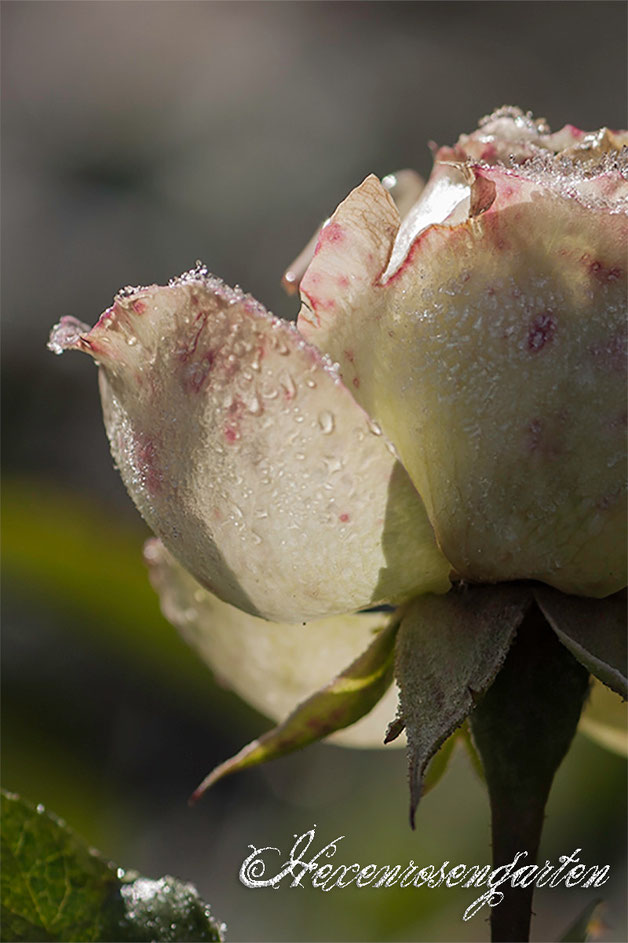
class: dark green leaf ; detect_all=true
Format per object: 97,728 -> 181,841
534,586 -> 627,699
114,876 -> 224,943
1,790 -> 224,942
191,615 -> 399,802
469,606 -> 590,943
558,898 -> 604,942
394,583 -> 531,826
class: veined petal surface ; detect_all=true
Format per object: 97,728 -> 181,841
145,539 -> 401,748
298,135 -> 627,598
49,271 -> 450,622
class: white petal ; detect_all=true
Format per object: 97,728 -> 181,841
298,149 -> 627,598
145,539 -> 402,748
50,269 -> 450,622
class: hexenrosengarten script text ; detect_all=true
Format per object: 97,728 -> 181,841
238,825 -> 610,920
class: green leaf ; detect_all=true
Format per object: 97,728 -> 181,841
191,615 -> 399,802
1,790 -> 224,942
534,586 -> 627,699
558,898 -> 604,942
469,606 -> 590,943
114,876 -> 224,943
394,583 -> 531,826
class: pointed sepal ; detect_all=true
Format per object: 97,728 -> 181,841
534,586 -> 627,699
558,898 -> 605,942
579,678 -> 628,756
190,615 -> 400,803
394,583 -> 531,827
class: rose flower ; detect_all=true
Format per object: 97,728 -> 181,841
49,108 -> 627,800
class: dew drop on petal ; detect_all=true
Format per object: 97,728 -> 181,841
280,372 -> 297,399
317,410 -> 335,434
247,393 -> 262,415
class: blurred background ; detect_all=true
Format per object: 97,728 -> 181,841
2,2 -> 627,941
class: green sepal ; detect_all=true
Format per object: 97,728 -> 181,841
557,898 -> 604,942
579,679 -> 628,756
534,586 -> 627,699
191,615 -> 399,802
394,583 -> 531,826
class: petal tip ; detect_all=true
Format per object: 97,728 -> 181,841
47,316 -> 93,355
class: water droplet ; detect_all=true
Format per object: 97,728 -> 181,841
281,372 -> 297,399
317,411 -> 335,434
255,509 -> 269,519
36,803 -> 45,814
232,503 -> 244,519
296,452 -> 306,460
368,419 -> 382,436
322,455 -> 343,474
251,531 -> 262,545
247,393 -> 262,415
127,335 -> 138,346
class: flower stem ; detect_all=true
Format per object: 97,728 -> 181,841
469,603 -> 589,942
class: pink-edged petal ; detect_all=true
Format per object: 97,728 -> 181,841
383,164 -> 491,280
446,105 -> 628,165
298,149 -> 627,598
282,169 -> 424,297
145,538 -> 402,748
49,269 -> 449,622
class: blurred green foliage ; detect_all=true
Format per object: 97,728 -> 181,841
2,478 -> 627,942
2,478 -> 217,703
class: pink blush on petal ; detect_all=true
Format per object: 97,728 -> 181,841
527,312 -> 556,352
